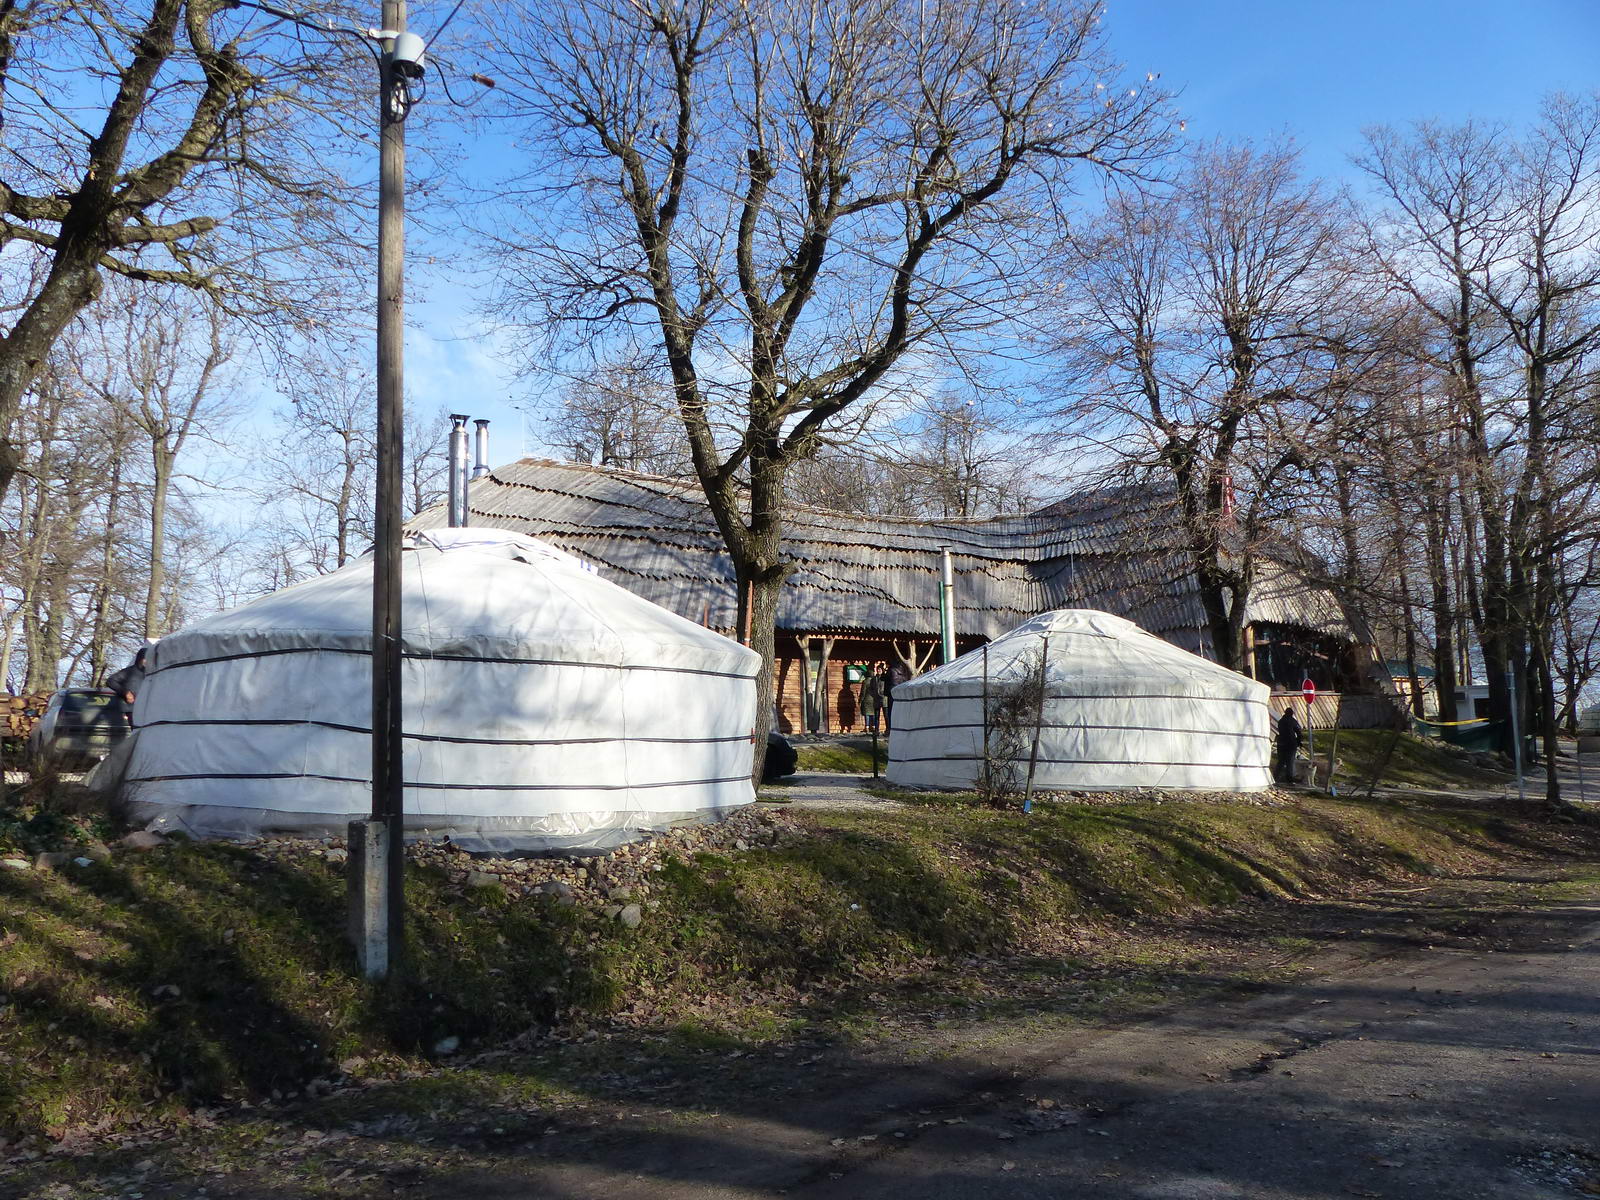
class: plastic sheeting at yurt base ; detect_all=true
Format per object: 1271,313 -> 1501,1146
114,529 -> 761,853
887,609 -> 1273,792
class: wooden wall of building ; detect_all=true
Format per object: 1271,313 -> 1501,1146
771,634 -> 983,735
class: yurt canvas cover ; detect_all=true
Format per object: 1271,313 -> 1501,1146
887,609 -> 1272,791
117,529 -> 760,851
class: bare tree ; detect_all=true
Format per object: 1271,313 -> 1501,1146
786,389 -> 1035,517
485,0 -> 1171,760
1357,95 -> 1600,806
546,358 -> 691,476
258,363 -> 378,574
0,0 -> 368,500
90,300 -> 235,638
1053,141 -> 1364,669
403,404 -> 450,521
0,353 -> 138,691
252,384 -> 448,581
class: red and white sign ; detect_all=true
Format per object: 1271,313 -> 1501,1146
1301,678 -> 1317,704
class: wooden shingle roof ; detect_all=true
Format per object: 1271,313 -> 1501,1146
409,458 -> 1360,653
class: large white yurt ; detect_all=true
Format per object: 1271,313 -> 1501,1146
887,609 -> 1272,792
115,529 -> 761,852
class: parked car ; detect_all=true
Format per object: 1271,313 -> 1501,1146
26,688 -> 129,768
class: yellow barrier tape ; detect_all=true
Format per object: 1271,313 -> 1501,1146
1413,717 -> 1491,728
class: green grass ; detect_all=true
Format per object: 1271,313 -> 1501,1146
1319,729 -> 1513,791
0,787 -> 1594,1147
793,736 -> 887,773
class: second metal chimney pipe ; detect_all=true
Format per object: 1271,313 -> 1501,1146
472,419 -> 490,479
447,414 -> 469,527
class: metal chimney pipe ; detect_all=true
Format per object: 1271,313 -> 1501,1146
447,414 -> 469,527
472,419 -> 490,479
456,419 -> 472,528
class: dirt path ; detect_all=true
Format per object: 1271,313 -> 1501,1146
372,890 -> 1600,1200
14,868 -> 1598,1200
759,771 -> 901,811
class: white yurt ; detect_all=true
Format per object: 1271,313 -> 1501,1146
887,609 -> 1272,792
115,529 -> 761,852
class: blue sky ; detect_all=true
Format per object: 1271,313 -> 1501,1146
1107,0 -> 1600,184
396,0 -> 1600,462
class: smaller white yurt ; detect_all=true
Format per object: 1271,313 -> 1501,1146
887,609 -> 1272,792
115,529 -> 760,852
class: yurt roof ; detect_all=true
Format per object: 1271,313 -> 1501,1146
152,528 -> 759,678
895,609 -> 1267,701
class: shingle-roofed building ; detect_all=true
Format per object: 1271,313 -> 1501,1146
411,458 -> 1390,733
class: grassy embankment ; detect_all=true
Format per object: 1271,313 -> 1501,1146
793,736 -> 886,774
1310,728 -> 1514,792
794,728 -> 1514,792
1,754 -> 1592,1148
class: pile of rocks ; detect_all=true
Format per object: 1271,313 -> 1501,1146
1,829 -> 171,873
1021,786 -> 1295,809
248,803 -> 799,923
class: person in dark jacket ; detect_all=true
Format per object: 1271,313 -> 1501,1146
1275,707 -> 1303,784
860,663 -> 885,733
105,646 -> 148,726
881,664 -> 903,732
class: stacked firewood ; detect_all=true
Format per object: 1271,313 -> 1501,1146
4,693 -> 51,742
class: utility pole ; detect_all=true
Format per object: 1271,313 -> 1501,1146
374,0 -> 409,968
352,0 -> 413,981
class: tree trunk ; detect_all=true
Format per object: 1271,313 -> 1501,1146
810,637 -> 836,734
736,566 -> 783,782
0,254 -> 104,502
144,444 -> 174,639
1196,557 -> 1241,669
1423,488 -> 1459,723
0,605 -> 17,692
1398,560 -> 1423,718
87,458 -> 125,684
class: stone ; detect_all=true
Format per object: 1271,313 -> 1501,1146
464,870 -> 500,890
536,880 -> 575,903
82,840 -> 113,863
117,831 -> 168,852
602,905 -> 624,920
607,885 -> 633,902
323,848 -> 348,864
33,852 -> 74,871
1,859 -> 30,871
734,838 -> 749,851
433,1036 -> 460,1056
618,904 -> 643,929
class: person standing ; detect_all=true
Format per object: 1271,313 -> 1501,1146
1275,705 -> 1303,784
106,646 -> 149,727
860,663 -> 885,733
881,663 -> 905,733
